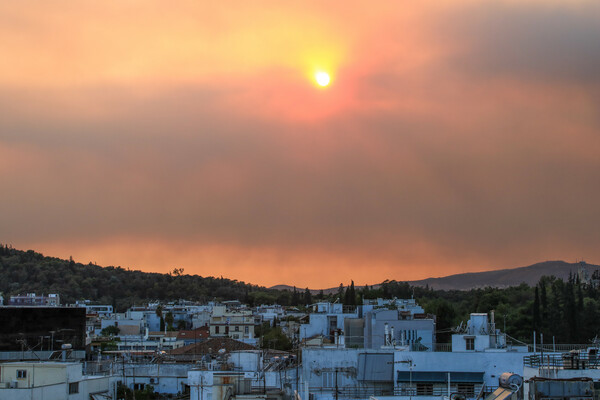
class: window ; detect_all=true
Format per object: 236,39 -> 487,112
416,383 -> 433,396
225,326 -> 229,334
69,382 -> 79,394
17,369 -> 27,379
133,383 -> 145,391
215,326 -> 220,334
245,326 -> 249,334
465,337 -> 475,351
235,326 -> 240,332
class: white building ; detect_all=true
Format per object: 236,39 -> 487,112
210,305 -> 255,342
300,302 -> 359,344
120,363 -> 193,396
302,312 -> 534,400
116,331 -> 185,352
0,361 -> 116,399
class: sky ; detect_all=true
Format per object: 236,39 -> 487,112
1,1 -> 599,288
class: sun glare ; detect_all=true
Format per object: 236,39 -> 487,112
315,71 -> 330,87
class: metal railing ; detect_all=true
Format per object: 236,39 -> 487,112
432,343 -> 453,352
308,385 -> 496,399
310,386 -> 395,399
524,353 -> 600,369
526,344 -> 591,352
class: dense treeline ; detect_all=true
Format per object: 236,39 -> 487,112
0,245 -> 285,311
1,244 -> 599,344
345,276 -> 600,345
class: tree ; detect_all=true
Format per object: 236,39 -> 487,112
101,324 -> 120,337
533,286 -> 541,332
349,281 -> 356,306
337,283 -> 344,302
540,279 -> 548,329
291,286 -> 300,306
344,285 -> 350,305
262,327 -> 292,351
304,288 -> 312,305
165,311 -> 175,331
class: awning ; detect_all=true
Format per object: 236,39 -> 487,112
397,371 -> 484,383
358,353 -> 394,381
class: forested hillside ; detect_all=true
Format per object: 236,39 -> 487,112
2,244 -> 599,345
0,244 -> 286,311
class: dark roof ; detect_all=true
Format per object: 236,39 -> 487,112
169,337 -> 256,355
397,371 -> 484,383
177,327 -> 210,340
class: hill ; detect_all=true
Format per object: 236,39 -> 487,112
409,260 -> 599,290
0,244 -> 287,311
271,260 -> 600,292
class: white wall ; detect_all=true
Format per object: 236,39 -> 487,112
393,351 -> 528,387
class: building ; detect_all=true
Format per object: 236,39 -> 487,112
210,305 -> 255,342
178,327 -> 210,346
362,307 -> 435,350
0,307 -> 86,361
301,312 -> 533,400
8,293 -> 60,307
119,363 -> 192,396
115,331 -> 185,352
300,302 -> 359,345
0,361 -> 115,399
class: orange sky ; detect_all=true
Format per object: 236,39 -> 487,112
1,1 -> 600,288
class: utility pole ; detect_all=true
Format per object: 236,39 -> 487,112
296,327 -> 299,395
200,375 -> 204,400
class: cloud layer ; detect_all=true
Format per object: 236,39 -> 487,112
1,1 -> 599,287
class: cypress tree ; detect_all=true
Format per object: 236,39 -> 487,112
349,280 -> 356,306
565,280 -> 577,342
344,285 -> 350,305
304,288 -> 312,305
291,286 -> 299,306
540,280 -> 548,326
533,286 -> 541,332
337,283 -> 344,302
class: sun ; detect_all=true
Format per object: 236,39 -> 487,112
315,71 -> 330,87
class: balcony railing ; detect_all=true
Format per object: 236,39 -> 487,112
526,344 -> 591,352
524,352 -> 600,369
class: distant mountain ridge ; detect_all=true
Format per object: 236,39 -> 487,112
271,260 -> 600,292
409,260 -> 599,290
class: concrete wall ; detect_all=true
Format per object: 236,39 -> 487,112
0,375 -> 113,400
365,312 -> 435,350
188,369 -> 294,400
0,362 -> 82,388
393,350 -> 528,387
300,313 -> 356,341
122,363 -> 193,394
229,351 -> 262,372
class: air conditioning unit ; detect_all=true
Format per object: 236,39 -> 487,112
149,378 -> 158,384
10,380 -> 18,388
